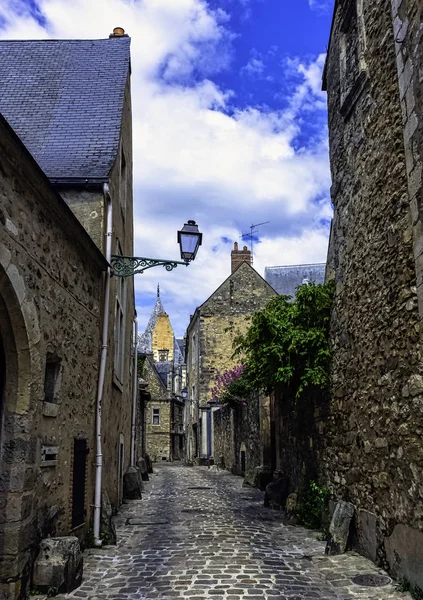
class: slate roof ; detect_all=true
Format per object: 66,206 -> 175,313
0,37 -> 130,182
265,263 -> 326,298
138,294 -> 165,355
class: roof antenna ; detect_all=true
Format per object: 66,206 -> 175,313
240,221 -> 269,265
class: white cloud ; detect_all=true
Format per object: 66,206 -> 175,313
0,0 -> 332,337
308,0 -> 333,14
241,57 -> 265,77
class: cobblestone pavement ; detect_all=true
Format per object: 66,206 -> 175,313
58,465 -> 410,600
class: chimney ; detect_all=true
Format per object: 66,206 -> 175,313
231,242 -> 252,273
109,27 -> 129,38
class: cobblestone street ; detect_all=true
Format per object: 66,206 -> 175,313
58,465 -> 409,600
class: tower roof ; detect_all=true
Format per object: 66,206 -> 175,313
138,288 -> 165,354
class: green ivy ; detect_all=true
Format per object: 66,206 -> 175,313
233,280 -> 335,398
295,480 -> 329,530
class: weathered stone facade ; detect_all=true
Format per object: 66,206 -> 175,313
0,116 -> 106,597
0,33 -> 136,598
186,250 -> 277,462
213,393 -> 261,476
324,0 -> 423,588
142,356 -> 185,462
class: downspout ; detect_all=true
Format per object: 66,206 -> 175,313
130,314 -> 138,467
93,183 -> 113,547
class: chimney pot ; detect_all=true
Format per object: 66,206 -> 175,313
109,27 -> 128,38
231,241 -> 252,273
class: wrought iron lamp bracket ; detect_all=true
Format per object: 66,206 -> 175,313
110,255 -> 189,277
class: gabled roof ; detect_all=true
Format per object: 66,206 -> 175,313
187,261 -> 277,334
200,261 -> 276,311
0,37 -> 130,183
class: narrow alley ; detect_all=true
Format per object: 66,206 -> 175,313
58,465 -> 407,600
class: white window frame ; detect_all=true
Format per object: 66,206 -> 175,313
152,408 -> 160,426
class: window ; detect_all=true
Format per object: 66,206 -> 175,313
114,249 -> 127,383
339,0 -> 368,119
153,408 -> 160,425
158,350 -> 169,362
44,353 -> 61,403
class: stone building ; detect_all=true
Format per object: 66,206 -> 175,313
0,30 -> 136,597
139,288 -> 186,462
323,0 -> 423,588
185,243 -> 277,464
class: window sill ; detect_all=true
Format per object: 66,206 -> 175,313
43,401 -> 59,417
41,460 -> 58,468
340,70 -> 368,121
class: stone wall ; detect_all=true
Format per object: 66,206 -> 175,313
324,0 -> 423,588
213,393 -> 261,477
0,117 -> 106,597
271,386 -> 328,492
145,399 -> 171,462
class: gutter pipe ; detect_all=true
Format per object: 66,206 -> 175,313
130,314 -> 138,467
93,183 -> 113,547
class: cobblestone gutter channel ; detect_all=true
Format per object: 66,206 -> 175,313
55,465 -> 410,600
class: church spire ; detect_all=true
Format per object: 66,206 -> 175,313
157,283 -> 160,298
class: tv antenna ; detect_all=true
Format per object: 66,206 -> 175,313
240,221 -> 269,264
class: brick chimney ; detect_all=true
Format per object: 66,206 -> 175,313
231,242 -> 252,273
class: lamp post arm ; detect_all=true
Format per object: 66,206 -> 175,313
110,255 -> 189,277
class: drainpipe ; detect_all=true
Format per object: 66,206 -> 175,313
93,183 -> 113,547
130,314 -> 138,467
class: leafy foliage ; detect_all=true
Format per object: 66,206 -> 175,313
211,365 -> 250,408
295,480 -> 329,530
233,280 -> 335,397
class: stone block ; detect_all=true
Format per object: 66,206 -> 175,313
123,466 -> 142,500
137,457 -> 149,481
264,474 -> 289,510
326,501 -> 354,555
243,468 -> 259,488
385,524 -> 423,589
100,490 -> 116,545
256,467 -> 273,491
32,537 -> 83,595
42,402 -> 59,418
356,509 -> 378,562
285,493 -> 297,517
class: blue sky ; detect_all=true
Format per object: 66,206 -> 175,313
0,0 -> 334,337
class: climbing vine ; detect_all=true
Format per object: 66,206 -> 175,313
232,280 -> 335,398
211,365 -> 248,408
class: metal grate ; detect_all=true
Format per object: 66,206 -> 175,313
351,574 -> 391,587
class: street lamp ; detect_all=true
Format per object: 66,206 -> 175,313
178,220 -> 202,263
110,220 -> 202,277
